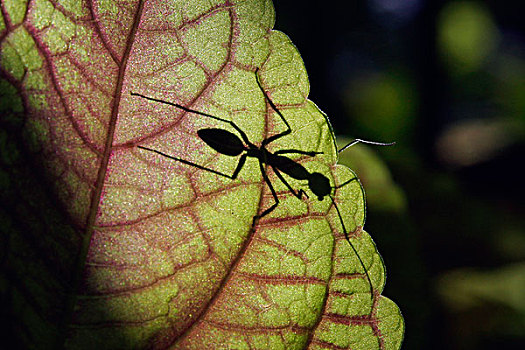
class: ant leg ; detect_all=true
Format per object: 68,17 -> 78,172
138,145 -> 247,180
338,139 -> 395,153
252,161 -> 280,226
274,149 -> 323,157
329,195 -> 374,301
333,176 -> 358,189
131,92 -> 256,148
254,69 -> 292,146
271,166 -> 309,200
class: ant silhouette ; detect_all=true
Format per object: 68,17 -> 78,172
132,68 -> 394,299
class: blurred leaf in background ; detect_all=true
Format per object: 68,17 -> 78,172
342,70 -> 418,145
437,1 -> 499,74
437,263 -> 525,348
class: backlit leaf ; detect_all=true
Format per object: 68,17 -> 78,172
0,0 -> 404,348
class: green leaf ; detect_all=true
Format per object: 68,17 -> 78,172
0,0 -> 404,348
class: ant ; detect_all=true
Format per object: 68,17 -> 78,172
132,68 -> 394,300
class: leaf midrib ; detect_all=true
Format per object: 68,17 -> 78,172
62,0 -> 148,344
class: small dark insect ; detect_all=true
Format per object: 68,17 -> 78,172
132,68 -> 393,299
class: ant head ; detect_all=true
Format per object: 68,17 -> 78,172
308,172 -> 331,201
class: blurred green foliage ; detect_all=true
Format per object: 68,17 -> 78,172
342,71 -> 418,143
437,2 -> 499,74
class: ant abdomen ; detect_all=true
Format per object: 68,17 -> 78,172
197,128 -> 245,156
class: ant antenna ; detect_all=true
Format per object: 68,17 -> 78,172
338,139 -> 395,153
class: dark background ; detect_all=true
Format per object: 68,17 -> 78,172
274,1 -> 525,349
